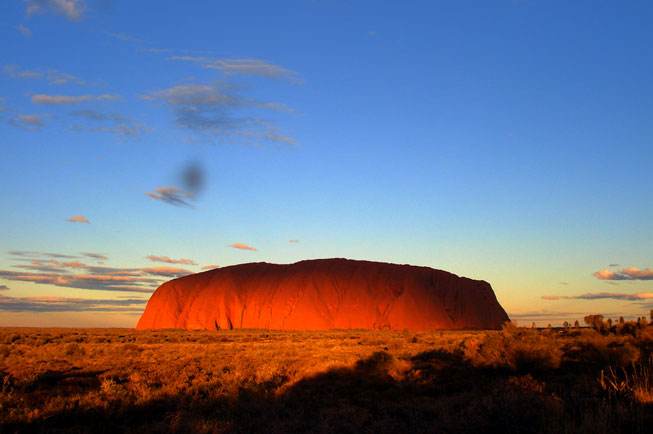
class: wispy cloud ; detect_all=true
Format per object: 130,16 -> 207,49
507,310 -> 590,326
81,252 -> 107,261
145,186 -> 193,207
141,47 -> 171,54
543,292 -> 653,301
9,250 -> 78,259
139,266 -> 193,278
508,310 -> 585,320
0,254 -> 193,293
71,109 -> 122,121
229,242 -> 257,251
106,31 -> 144,44
25,0 -> 86,21
202,264 -> 219,270
70,110 -> 149,137
16,24 -> 32,37
13,259 -> 86,273
147,255 -> 197,266
143,82 -> 295,145
105,31 -> 171,55
170,56 -> 302,83
594,267 -> 653,281
32,94 -> 119,105
0,269 -> 157,293
145,162 -> 206,208
9,114 -> 44,130
0,285 -> 9,291
0,294 -> 145,313
67,214 -> 89,224
4,64 -> 85,86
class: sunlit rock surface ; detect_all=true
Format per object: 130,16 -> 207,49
137,258 -> 509,330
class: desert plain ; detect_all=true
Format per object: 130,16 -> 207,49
1,322 -> 652,433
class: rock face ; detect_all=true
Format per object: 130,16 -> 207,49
137,258 -> 509,331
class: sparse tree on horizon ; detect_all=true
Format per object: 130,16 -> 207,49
584,314 -> 604,331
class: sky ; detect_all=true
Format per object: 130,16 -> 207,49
0,0 -> 652,327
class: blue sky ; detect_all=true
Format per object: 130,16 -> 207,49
1,0 -> 652,327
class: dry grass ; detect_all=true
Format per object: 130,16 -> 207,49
600,355 -> 653,404
1,324 -> 652,433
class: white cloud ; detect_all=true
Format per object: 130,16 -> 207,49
10,114 -> 44,130
32,94 -> 119,105
70,110 -> 149,137
16,24 -> 32,37
143,83 -> 295,145
3,65 -> 86,86
170,56 -> 302,83
26,0 -> 86,21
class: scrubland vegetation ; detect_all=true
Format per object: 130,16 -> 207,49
1,321 -> 652,433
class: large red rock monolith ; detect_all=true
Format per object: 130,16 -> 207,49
137,258 -> 509,330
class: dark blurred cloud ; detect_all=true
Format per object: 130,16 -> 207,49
181,161 -> 204,197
